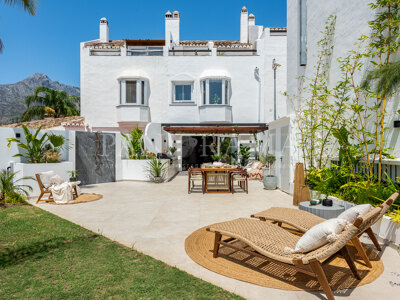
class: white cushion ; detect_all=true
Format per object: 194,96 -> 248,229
39,171 -> 56,188
284,218 -> 349,254
337,204 -> 373,223
49,174 -> 64,186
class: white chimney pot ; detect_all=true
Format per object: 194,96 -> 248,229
100,17 -> 109,43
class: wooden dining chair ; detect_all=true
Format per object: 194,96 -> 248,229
231,169 -> 248,194
188,167 -> 204,194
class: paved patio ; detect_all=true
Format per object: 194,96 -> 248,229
29,174 -> 400,300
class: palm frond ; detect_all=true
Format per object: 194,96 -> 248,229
48,134 -> 65,148
21,105 -> 45,121
3,0 -> 37,15
361,60 -> 400,97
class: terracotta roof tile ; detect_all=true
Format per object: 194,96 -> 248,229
84,40 -> 124,48
2,116 -> 84,130
177,40 -> 253,48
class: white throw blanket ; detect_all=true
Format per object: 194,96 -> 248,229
48,175 -> 74,204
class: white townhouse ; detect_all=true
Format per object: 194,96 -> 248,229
80,7 -> 287,171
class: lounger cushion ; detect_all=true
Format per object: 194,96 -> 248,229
285,218 -> 349,254
337,204 -> 373,223
39,171 -> 57,188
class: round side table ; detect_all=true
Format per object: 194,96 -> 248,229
299,201 -> 345,219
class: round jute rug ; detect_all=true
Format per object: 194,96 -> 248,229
185,225 -> 384,291
49,193 -> 103,205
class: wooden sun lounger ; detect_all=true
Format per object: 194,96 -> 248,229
250,192 -> 398,267
207,217 -> 364,300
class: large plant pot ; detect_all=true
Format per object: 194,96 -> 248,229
153,176 -> 164,183
262,168 -> 277,190
378,215 -> 400,244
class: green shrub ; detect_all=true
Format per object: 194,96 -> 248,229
145,157 -> 168,183
121,127 -> 146,159
0,169 -> 33,204
4,192 -> 25,204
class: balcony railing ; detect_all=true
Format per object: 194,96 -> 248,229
127,46 -> 163,56
90,49 -> 121,56
169,47 -> 211,56
217,49 -> 258,56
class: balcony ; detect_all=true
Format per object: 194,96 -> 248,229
199,105 -> 232,123
116,105 -> 150,123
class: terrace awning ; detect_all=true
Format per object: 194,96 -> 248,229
161,123 -> 268,134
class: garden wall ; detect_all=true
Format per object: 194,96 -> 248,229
0,127 -> 72,170
121,158 -> 178,181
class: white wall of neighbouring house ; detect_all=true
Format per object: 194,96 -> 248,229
262,29 -> 287,123
286,0 -> 400,161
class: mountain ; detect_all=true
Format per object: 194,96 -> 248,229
0,73 -> 80,124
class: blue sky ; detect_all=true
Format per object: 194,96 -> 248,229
0,0 -> 286,87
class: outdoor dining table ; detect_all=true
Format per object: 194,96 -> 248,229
201,165 -> 237,193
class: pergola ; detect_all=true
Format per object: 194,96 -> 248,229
162,123 -> 268,135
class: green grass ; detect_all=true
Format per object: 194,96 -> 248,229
0,205 -> 242,299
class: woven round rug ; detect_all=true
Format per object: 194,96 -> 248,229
49,193 -> 103,205
185,225 -> 384,291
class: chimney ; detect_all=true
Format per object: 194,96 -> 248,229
165,10 -> 180,47
240,6 -> 248,43
99,17 -> 109,42
248,13 -> 255,26
248,13 -> 259,44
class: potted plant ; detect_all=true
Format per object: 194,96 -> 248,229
169,146 -> 177,156
68,170 -> 78,182
260,152 -> 277,190
146,157 -> 168,183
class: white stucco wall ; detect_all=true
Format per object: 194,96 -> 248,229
287,0 -> 400,159
80,35 -> 287,130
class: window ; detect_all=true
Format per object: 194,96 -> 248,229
119,80 -> 148,105
201,79 -> 230,105
209,80 -> 222,104
126,81 -> 137,103
174,84 -> 192,101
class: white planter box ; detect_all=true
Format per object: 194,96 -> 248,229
121,158 -> 178,181
11,161 -> 74,196
371,215 -> 400,246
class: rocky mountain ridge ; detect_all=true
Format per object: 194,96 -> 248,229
0,73 -> 80,124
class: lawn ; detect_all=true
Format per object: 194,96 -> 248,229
0,205 -> 242,299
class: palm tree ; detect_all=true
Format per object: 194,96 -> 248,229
0,169 -> 33,201
362,60 -> 400,98
0,0 -> 37,53
22,86 -> 80,121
